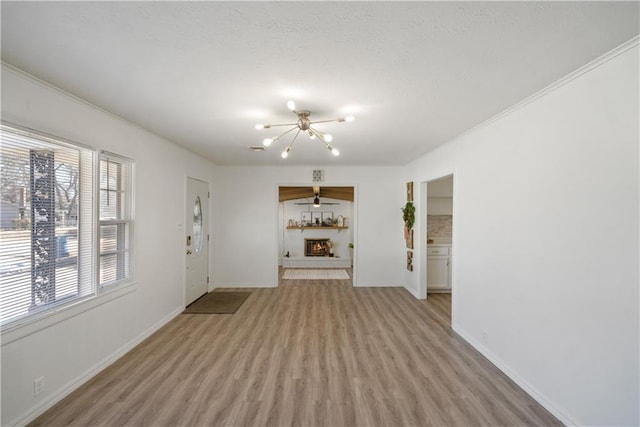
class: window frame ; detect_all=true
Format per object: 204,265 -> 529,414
98,151 -> 134,289
0,122 -> 136,340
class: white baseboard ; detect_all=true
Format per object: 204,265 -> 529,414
353,282 -> 403,287
9,306 -> 184,427
404,285 -> 422,299
213,282 -> 276,288
451,322 -> 578,426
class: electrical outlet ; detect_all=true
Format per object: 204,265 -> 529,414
34,376 -> 44,396
482,330 -> 489,344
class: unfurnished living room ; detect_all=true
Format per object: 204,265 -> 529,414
1,2 -> 638,426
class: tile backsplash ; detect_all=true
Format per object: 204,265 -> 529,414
427,215 -> 452,238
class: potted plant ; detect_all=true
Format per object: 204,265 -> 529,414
402,201 -> 415,240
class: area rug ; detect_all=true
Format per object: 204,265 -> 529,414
283,269 -> 350,280
183,292 -> 250,314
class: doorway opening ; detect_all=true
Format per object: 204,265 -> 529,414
277,186 -> 355,286
421,175 -> 453,319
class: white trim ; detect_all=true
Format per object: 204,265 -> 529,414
417,180 -> 428,300
184,176 -> 211,304
1,282 -> 137,346
7,305 -> 183,427
1,63 -> 211,165
0,121 -> 138,336
274,184 -> 282,287
454,35 -> 640,142
3,36 -> 638,171
353,282 -> 403,288
275,181 -> 359,287
452,322 -> 578,427
214,282 -> 276,288
1,120 -> 96,152
404,285 -> 421,299
1,62 -> 169,144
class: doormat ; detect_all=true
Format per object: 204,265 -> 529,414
183,292 -> 250,314
283,269 -> 350,280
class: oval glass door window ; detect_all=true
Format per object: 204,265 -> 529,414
193,196 -> 203,254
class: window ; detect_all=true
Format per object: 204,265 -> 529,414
192,196 -> 203,255
99,153 -> 132,286
0,123 -> 134,327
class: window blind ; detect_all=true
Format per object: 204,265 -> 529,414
99,153 -> 132,287
0,125 -> 95,326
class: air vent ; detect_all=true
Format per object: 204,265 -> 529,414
312,169 -> 324,182
249,146 -> 265,151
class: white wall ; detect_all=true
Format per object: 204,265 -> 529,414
426,175 -> 453,197
279,197 -> 353,261
1,66 -> 217,425
211,166 -> 404,287
406,42 -> 639,426
427,175 -> 453,215
426,198 -> 453,215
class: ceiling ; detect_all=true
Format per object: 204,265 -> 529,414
1,2 -> 638,166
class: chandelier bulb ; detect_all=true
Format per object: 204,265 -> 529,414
345,115 -> 355,122
287,100 -> 296,111
324,133 -> 333,143
331,148 -> 340,157
255,123 -> 265,130
263,138 -> 274,147
281,149 -> 290,159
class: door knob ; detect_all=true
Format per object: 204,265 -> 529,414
186,250 -> 193,255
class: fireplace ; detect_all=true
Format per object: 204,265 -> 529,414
305,238 -> 330,257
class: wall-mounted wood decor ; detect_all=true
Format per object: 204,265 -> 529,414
404,181 -> 415,271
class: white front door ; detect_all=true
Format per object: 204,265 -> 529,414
185,177 -> 209,305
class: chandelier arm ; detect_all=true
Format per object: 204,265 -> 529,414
286,129 -> 302,151
309,127 -> 326,143
320,138 -> 332,149
264,122 -> 299,128
311,127 -> 339,156
308,118 -> 345,125
273,126 -> 298,140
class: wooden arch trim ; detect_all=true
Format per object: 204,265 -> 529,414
279,186 -> 354,202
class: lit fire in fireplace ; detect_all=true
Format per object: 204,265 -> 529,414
304,238 -> 331,256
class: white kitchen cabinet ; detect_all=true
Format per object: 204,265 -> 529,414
427,246 -> 451,291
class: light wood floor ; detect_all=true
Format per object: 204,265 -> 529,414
31,269 -> 561,426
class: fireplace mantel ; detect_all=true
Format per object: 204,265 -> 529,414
287,226 -> 348,231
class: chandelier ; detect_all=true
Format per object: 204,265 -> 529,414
255,100 -> 354,159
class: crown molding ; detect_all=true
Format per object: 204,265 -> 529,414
1,61 -> 143,130
3,61 -> 199,150
457,35 -> 640,140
